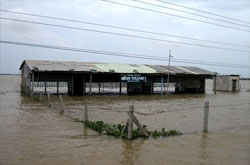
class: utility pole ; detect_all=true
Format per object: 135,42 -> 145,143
166,49 -> 173,94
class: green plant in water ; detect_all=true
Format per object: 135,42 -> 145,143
74,118 -> 83,122
82,120 -> 182,139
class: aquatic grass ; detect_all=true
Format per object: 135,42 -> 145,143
74,119 -> 182,139
74,118 -> 83,122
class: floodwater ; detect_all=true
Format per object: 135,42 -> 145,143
0,75 -> 249,165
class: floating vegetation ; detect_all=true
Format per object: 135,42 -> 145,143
74,119 -> 182,139
74,118 -> 83,122
150,128 -> 182,137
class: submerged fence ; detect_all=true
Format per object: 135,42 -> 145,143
38,93 -> 250,138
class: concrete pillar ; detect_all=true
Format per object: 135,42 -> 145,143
89,73 -> 92,95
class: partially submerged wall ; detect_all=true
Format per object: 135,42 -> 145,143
215,75 -> 240,92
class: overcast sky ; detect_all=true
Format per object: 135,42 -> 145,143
0,0 -> 249,77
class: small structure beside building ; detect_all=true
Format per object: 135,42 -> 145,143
214,75 -> 240,92
19,60 -> 214,96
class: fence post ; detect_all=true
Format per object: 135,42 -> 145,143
59,95 -> 64,115
128,105 -> 134,139
203,101 -> 209,132
47,93 -> 51,107
84,103 -> 89,123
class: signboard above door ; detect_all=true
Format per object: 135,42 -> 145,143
121,74 -> 147,82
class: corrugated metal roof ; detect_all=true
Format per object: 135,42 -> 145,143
146,65 -> 175,74
22,60 -> 101,72
178,66 -> 213,75
21,60 -> 213,75
95,63 -> 157,73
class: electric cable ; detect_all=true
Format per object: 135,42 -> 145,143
133,0 -> 250,28
1,9 -> 248,48
1,17 -> 249,53
1,40 -> 249,69
100,0 -> 250,32
156,0 -> 250,24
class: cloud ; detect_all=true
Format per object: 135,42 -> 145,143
1,8 -> 80,47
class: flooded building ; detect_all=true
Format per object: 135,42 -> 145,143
19,60 -> 213,96
214,75 -> 240,92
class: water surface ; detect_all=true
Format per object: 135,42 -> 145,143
0,75 -> 249,164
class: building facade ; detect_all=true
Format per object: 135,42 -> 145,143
20,60 -> 214,96
214,75 -> 240,92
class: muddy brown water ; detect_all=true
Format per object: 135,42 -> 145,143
0,75 -> 249,165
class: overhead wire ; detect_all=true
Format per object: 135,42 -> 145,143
156,0 -> 250,24
0,5 -> 249,69
100,0 -> 250,32
135,102 -> 250,116
0,40 -> 249,69
133,0 -> 250,28
1,9 -> 248,48
1,17 -> 249,53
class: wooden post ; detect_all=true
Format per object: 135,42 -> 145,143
122,119 -> 129,133
59,95 -> 64,115
128,105 -> 134,139
122,105 -> 149,139
203,101 -> 209,132
47,93 -> 51,107
129,113 -> 149,137
84,103 -> 89,123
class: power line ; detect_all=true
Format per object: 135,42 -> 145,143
0,40 -> 249,69
1,17 -> 250,53
171,58 -> 249,68
1,9 -> 248,48
100,0 -> 250,32
133,0 -> 250,28
156,0 -> 250,24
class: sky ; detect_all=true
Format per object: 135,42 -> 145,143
0,0 -> 250,77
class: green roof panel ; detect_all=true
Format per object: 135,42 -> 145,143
94,63 -> 157,73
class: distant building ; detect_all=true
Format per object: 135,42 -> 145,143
19,60 -> 214,96
214,75 -> 240,92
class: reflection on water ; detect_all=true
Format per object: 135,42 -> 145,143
121,139 -> 144,165
200,133 -> 209,162
0,75 -> 249,165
